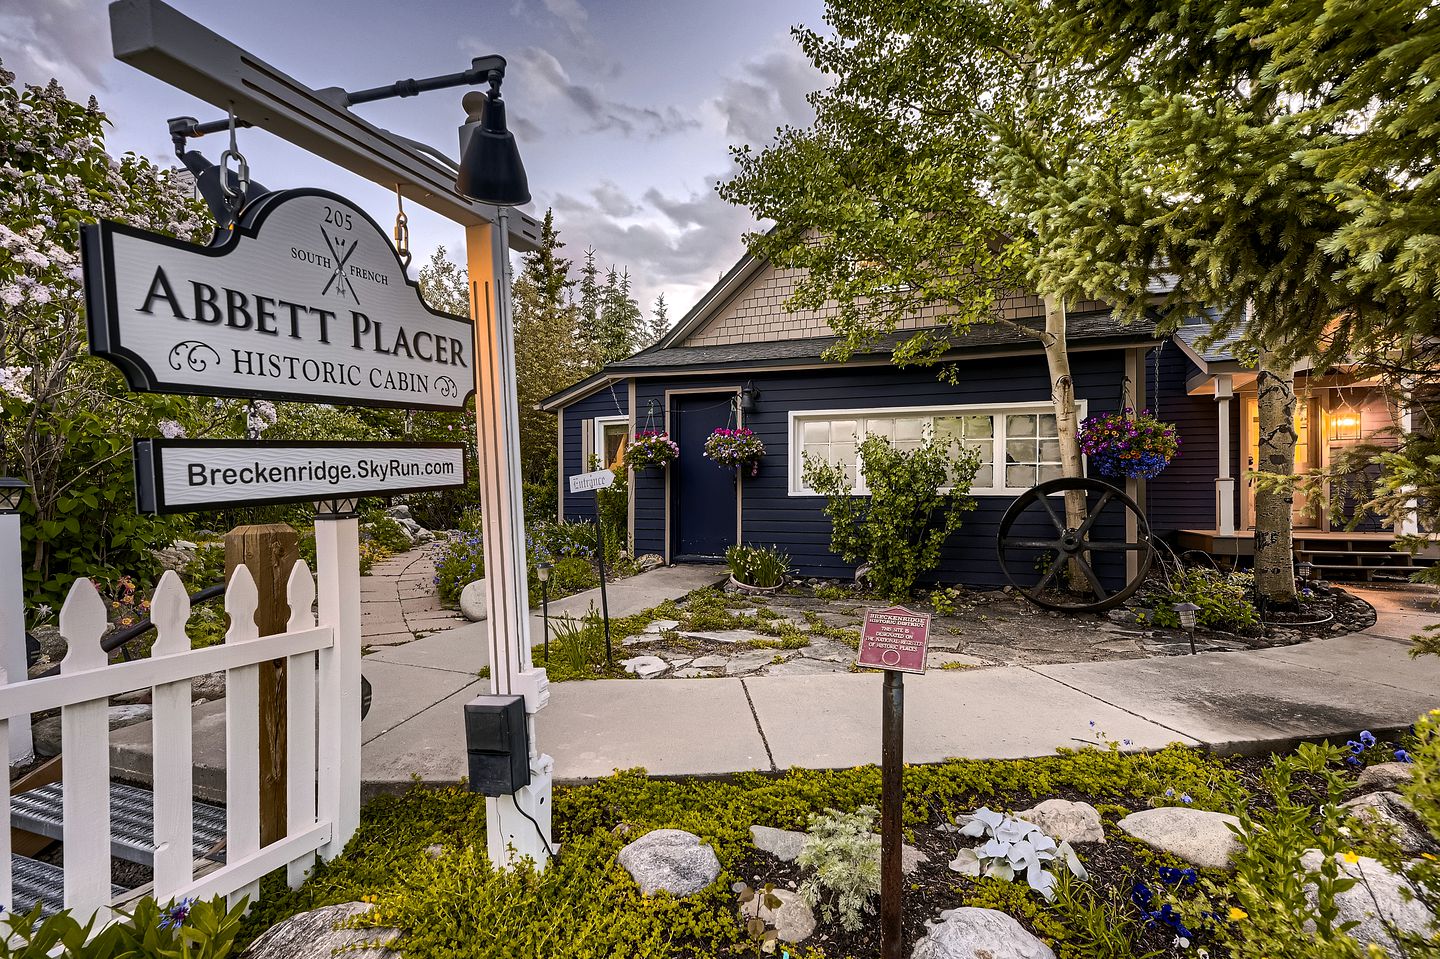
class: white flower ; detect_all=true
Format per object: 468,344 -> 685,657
0,285 -> 22,308
158,420 -> 186,439
0,367 -> 33,403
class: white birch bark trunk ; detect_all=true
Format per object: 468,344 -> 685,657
1042,295 -> 1088,590
1254,349 -> 1298,604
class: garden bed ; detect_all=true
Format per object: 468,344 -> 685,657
235,729 -> 1436,959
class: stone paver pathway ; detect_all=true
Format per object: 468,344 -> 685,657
360,546 -> 463,647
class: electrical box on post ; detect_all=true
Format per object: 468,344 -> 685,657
464,694 -> 530,796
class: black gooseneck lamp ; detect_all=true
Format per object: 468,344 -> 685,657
455,68 -> 530,206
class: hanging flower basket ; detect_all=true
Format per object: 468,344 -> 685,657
626,430 -> 679,471
1079,409 -> 1180,480
704,427 -> 765,477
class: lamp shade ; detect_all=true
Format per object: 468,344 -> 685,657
456,92 -> 530,206
536,560 -> 553,583
0,477 -> 27,513
1172,601 -> 1200,630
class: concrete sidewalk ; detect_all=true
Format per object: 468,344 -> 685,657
358,584 -> 1440,791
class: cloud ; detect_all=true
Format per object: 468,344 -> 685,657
711,43 -> 824,147
520,46 -> 698,139
0,0 -> 111,97
509,0 -> 619,78
544,174 -> 755,320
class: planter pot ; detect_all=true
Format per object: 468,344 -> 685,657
729,574 -> 784,596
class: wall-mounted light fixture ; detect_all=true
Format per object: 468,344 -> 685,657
1329,403 -> 1361,442
0,477 -> 27,514
739,380 -> 761,414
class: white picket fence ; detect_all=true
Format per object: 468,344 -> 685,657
0,518 -> 362,922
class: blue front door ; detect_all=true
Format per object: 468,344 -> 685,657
671,393 -> 737,561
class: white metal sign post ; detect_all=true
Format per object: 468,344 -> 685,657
106,0 -> 554,871
0,486 -> 33,765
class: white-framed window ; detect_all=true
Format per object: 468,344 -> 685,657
788,401 -> 1085,496
593,416 -> 629,471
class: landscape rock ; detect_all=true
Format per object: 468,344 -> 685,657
1358,763 -> 1415,792
636,553 -> 666,572
618,829 -> 721,896
689,655 -> 730,669
643,619 -> 682,634
681,629 -> 765,645
725,649 -> 786,676
764,658 -> 844,677
35,703 -> 154,757
750,825 -> 807,862
902,843 -> 929,875
912,907 -> 1057,959
621,655 -> 670,679
459,580 -> 488,622
1300,850 -> 1435,952
1016,799 -> 1106,845
740,887 -> 816,944
240,902 -> 400,959
152,541 -> 197,573
926,651 -> 986,670
673,667 -> 709,678
1342,791 -> 1429,854
384,505 -> 413,521
1117,807 -> 1241,870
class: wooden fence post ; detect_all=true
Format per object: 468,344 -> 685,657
224,524 -> 298,847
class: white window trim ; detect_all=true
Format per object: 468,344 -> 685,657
787,400 -> 1088,497
593,415 -> 629,470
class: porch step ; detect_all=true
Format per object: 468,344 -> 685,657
11,854 -> 125,917
12,781 -> 227,867
1295,536 -> 1437,583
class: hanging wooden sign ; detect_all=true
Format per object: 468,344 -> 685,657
133,439 -> 467,514
82,189 -> 473,411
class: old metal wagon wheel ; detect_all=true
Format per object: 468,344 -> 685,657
996,477 -> 1154,613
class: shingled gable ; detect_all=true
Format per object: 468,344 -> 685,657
539,249 -> 1161,411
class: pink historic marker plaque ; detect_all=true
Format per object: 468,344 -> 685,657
856,606 -> 931,674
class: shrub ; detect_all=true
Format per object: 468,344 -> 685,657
796,805 -> 883,932
1151,567 -> 1260,633
434,532 -> 486,606
804,434 -> 981,599
726,544 -> 789,588
363,515 -> 413,554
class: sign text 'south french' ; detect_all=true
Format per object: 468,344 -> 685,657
134,440 -> 467,514
856,606 -> 931,674
83,189 -> 473,410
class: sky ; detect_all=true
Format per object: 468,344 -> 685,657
0,0 -> 828,323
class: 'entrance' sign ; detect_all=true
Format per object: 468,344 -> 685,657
568,469 -> 616,494
134,439 -> 467,514
856,606 -> 931,674
83,189 -> 474,411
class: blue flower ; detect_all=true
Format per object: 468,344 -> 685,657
1396,749 -> 1414,763
160,898 -> 194,930
1360,730 -> 1377,748
1348,740 -> 1365,754
1345,754 -> 1362,767
1158,866 -> 1197,887
1165,788 -> 1175,798
1180,793 -> 1193,804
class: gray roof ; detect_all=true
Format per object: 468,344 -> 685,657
541,310 -> 1160,409
1173,309 -> 1248,365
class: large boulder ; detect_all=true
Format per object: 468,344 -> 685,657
1300,850 -> 1435,952
1016,799 -> 1105,845
241,902 -> 399,958
618,829 -> 721,896
1117,807 -> 1241,870
459,580 -> 487,622
912,907 -> 1057,959
750,825 -> 807,862
740,887 -> 817,944
1358,763 -> 1416,792
1342,791 -> 1430,854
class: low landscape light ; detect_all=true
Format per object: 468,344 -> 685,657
1297,560 -> 1315,582
536,561 -> 553,583
1173,601 -> 1200,654
0,478 -> 27,514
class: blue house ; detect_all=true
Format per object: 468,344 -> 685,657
540,251 -> 1416,586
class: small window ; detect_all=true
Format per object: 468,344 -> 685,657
594,416 -> 629,471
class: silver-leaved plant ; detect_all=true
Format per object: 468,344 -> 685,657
945,806 -> 1087,900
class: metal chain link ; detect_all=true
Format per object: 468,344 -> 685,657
393,186 -> 412,270
219,105 -> 250,217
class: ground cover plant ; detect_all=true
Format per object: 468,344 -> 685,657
231,729 -> 1440,959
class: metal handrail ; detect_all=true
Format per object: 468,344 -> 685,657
31,582 -> 225,679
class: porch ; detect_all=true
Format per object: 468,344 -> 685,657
1174,528 -> 1439,582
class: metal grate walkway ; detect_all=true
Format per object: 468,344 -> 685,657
11,781 -> 228,867
11,855 -> 125,917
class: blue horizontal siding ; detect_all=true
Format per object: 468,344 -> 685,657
560,387 -> 628,521
1143,342 -> 1236,535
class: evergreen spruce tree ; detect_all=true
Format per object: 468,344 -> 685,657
647,292 -> 670,347
575,247 -> 604,373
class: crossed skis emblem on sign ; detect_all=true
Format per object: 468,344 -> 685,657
320,228 -> 360,303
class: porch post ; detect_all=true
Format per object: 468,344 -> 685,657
1399,389 -> 1421,536
466,213 -> 554,870
1215,375 -> 1236,535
